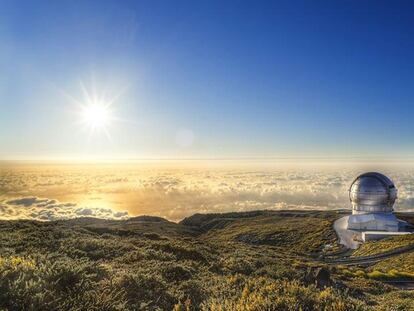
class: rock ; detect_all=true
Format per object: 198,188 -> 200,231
304,266 -> 331,289
314,267 -> 331,288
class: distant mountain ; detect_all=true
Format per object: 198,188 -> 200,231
127,215 -> 171,223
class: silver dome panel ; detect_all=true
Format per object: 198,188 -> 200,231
349,172 -> 397,214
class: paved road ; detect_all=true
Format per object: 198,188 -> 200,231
383,281 -> 414,290
322,244 -> 414,266
322,244 -> 414,290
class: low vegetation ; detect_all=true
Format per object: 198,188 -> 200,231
0,210 -> 413,310
371,252 -> 414,275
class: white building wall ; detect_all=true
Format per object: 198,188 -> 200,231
347,214 -> 399,232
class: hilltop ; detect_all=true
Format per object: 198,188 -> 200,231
0,210 -> 413,310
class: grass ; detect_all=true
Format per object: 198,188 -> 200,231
0,210 -> 413,310
204,216 -> 336,254
371,251 -> 414,274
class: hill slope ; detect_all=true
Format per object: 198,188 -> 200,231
0,210 -> 413,310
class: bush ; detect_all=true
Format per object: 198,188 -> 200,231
0,212 -> 411,310
367,269 -> 414,281
200,275 -> 366,311
0,255 -> 124,311
117,272 -> 176,310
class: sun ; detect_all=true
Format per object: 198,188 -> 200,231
63,78 -> 127,139
81,103 -> 111,129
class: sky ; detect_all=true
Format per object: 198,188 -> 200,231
1,0 -> 414,160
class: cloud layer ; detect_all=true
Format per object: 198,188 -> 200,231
1,163 -> 414,221
0,196 -> 128,221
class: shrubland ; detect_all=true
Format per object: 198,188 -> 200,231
0,210 -> 413,310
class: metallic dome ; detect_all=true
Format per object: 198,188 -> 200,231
349,172 -> 397,214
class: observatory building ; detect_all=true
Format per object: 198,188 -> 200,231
335,172 -> 411,247
347,172 -> 400,232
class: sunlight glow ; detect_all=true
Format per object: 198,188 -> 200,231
81,103 -> 111,129
66,78 -> 128,141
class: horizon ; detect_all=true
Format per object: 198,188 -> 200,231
1,2 -> 414,308
2,159 -> 414,223
2,0 -> 414,222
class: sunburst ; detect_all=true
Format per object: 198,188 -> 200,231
61,78 -> 128,141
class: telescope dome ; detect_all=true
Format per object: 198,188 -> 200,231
349,172 -> 397,214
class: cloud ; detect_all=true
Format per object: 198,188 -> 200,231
1,163 -> 414,221
7,197 -> 56,207
1,196 -> 129,221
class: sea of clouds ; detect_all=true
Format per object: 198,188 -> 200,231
1,163 -> 414,221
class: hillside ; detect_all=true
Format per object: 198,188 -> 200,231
0,210 -> 413,310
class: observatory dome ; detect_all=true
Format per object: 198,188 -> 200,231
349,172 -> 397,214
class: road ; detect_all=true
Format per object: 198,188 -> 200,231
322,244 -> 414,266
383,281 -> 414,290
321,244 -> 414,290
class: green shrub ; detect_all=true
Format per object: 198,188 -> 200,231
0,212 -> 411,310
200,276 -> 366,311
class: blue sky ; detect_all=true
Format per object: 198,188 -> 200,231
0,0 -> 413,160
